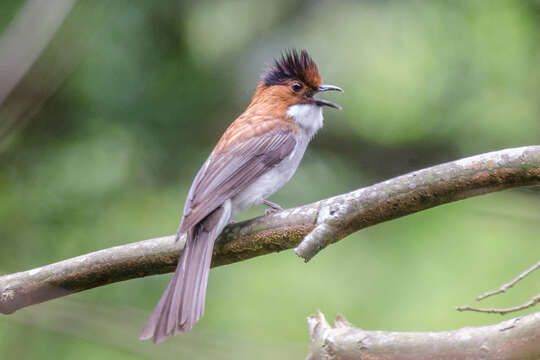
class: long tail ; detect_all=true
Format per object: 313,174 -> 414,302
140,202 -> 231,344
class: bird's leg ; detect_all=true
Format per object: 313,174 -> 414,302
263,199 -> 283,215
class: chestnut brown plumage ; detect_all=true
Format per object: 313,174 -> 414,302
140,49 -> 342,343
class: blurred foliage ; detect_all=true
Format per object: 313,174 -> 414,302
0,0 -> 539,359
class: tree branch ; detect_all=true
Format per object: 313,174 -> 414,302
306,311 -> 540,360
457,260 -> 540,315
0,0 -> 76,107
294,145 -> 540,261
477,260 -> 540,301
457,295 -> 540,315
1,146 -> 539,314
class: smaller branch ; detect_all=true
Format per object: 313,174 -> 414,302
457,260 -> 540,315
0,0 -> 76,107
456,261 -> 540,315
457,294 -> 540,315
477,260 -> 540,301
294,202 -> 350,262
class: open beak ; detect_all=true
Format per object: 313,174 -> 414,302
314,84 -> 343,110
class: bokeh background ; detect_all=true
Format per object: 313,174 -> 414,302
1,0 -> 539,359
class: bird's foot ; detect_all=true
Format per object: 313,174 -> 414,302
263,200 -> 283,216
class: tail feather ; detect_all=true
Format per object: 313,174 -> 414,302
191,230 -> 214,322
178,225 -> 207,329
140,202 -> 231,343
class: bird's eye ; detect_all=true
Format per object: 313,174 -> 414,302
291,82 -> 303,92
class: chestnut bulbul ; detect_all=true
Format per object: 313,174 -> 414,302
141,49 -> 342,343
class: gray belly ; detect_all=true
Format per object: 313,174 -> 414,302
230,139 -> 308,216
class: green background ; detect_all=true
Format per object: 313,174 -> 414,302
0,0 -> 539,359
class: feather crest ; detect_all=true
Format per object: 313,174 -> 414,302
262,49 -> 322,89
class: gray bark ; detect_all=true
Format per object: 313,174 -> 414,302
306,311 -> 540,360
0,146 -> 539,315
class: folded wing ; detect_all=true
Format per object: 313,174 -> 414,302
178,121 -> 297,233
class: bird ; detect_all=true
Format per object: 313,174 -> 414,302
140,49 -> 342,344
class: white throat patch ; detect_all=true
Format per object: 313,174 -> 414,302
286,104 -> 323,138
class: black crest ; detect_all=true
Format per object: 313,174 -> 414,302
262,49 -> 320,88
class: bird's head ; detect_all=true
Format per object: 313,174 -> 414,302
251,49 -> 342,111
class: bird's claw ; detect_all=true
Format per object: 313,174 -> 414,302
264,208 -> 279,216
263,200 -> 283,216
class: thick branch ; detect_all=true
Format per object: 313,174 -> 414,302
306,311 -> 540,360
294,145 -> 540,260
1,146 -> 539,314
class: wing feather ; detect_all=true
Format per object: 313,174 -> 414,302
178,126 -> 296,233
